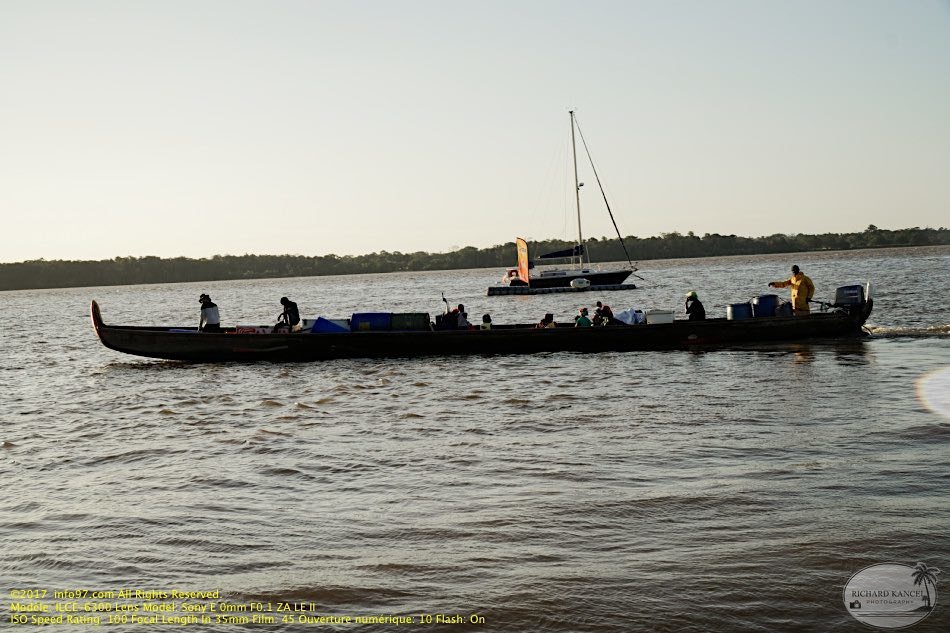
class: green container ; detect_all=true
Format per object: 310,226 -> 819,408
391,313 -> 431,331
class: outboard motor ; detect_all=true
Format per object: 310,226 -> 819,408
833,285 -> 866,314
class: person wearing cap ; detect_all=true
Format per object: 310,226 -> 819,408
685,291 -> 706,321
575,307 -> 593,328
276,296 -> 301,332
198,293 -> 221,332
769,265 -> 815,314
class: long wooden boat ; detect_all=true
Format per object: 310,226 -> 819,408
90,295 -> 873,363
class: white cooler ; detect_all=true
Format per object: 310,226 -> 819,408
644,309 -> 674,324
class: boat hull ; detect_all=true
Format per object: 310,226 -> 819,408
91,300 -> 873,363
522,269 -> 632,288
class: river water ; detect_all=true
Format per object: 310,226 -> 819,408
1,246 -> 948,632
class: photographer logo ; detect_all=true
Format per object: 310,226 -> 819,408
843,562 -> 939,629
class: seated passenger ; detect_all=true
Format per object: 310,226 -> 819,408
199,293 -> 221,333
596,301 -> 614,322
440,303 -> 464,330
480,314 -> 492,330
537,313 -> 556,328
575,307 -> 593,328
685,291 -> 706,321
458,311 -> 472,329
275,296 -> 302,332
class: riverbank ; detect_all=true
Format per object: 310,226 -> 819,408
2,228 -> 947,291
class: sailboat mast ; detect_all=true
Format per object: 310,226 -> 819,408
569,110 -> 586,267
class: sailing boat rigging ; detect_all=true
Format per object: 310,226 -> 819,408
502,111 -> 638,290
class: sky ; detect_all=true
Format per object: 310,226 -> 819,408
1,0 -> 948,263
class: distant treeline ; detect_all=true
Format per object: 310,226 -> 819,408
2,225 -> 947,291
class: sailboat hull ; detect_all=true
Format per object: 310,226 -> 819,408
525,269 -> 632,288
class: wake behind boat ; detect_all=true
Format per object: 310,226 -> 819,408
90,284 -> 873,363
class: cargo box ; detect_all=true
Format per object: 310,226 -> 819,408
391,312 -> 431,331
351,313 -> 392,331
311,317 -> 350,333
645,309 -> 674,325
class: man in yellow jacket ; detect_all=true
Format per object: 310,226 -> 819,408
769,265 -> 815,314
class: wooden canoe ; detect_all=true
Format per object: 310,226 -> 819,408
90,298 -> 873,363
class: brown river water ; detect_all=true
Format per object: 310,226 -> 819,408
1,246 -> 948,632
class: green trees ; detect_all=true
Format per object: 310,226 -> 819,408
1,226 -> 947,291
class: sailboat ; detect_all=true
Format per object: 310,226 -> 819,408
501,110 -> 638,290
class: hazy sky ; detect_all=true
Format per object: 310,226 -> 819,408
1,1 -> 948,263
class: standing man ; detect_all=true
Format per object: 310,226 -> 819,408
769,265 -> 815,314
199,293 -> 221,332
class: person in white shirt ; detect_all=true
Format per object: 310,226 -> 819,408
199,293 -> 221,332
